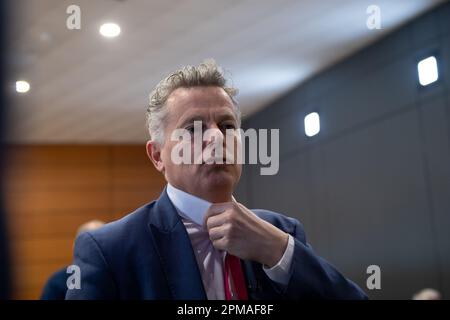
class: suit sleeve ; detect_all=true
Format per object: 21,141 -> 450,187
65,232 -> 117,300
281,218 -> 368,299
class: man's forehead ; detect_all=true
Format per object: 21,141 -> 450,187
166,86 -> 235,120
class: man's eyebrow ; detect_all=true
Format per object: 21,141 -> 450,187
215,113 -> 237,122
178,115 -> 205,127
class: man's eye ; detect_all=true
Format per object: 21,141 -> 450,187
221,123 -> 236,130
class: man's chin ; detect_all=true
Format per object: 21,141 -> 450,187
202,166 -> 236,188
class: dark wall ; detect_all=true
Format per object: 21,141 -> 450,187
236,2 -> 450,299
0,0 -> 11,300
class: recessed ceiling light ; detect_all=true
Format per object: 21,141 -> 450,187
16,80 -> 30,93
99,23 -> 121,38
417,56 -> 438,86
304,112 -> 320,137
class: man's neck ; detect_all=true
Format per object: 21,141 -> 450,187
201,192 -> 232,204
169,182 -> 233,203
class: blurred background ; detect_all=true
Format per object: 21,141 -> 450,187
1,0 -> 449,299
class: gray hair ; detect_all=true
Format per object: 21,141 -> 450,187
146,59 -> 240,145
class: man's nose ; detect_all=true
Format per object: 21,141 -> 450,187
203,124 -> 225,145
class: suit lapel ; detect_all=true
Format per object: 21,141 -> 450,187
148,188 -> 207,300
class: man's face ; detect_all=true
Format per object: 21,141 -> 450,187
148,86 -> 242,202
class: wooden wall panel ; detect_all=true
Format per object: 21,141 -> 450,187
4,145 -> 166,299
9,212 -> 112,238
5,189 -> 111,213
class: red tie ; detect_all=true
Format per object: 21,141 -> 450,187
224,253 -> 248,300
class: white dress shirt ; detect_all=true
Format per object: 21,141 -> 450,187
166,183 -> 295,300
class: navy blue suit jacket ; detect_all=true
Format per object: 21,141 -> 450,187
66,189 -> 367,300
41,267 -> 68,300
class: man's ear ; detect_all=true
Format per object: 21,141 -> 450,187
146,140 -> 165,173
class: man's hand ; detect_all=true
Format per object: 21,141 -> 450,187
204,200 -> 289,268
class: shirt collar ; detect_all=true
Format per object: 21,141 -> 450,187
166,183 -> 212,226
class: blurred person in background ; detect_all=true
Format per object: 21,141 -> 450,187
40,220 -> 105,300
412,288 -> 441,300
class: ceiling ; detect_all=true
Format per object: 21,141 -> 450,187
6,0 -> 446,143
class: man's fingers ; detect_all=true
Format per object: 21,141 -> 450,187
211,237 -> 229,251
203,202 -> 232,227
205,210 -> 231,231
209,202 -> 232,214
208,226 -> 225,241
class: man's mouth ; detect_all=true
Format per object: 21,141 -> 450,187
202,155 -> 229,165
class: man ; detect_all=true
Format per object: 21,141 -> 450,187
41,220 -> 105,300
66,60 -> 367,300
